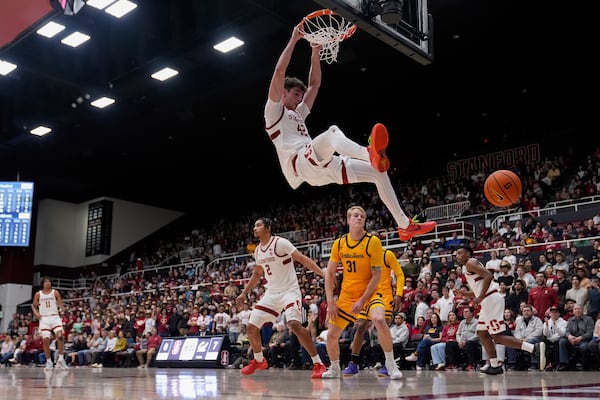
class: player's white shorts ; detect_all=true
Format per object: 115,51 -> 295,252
248,289 -> 303,327
39,315 -> 64,338
293,149 -> 353,187
476,291 -> 506,335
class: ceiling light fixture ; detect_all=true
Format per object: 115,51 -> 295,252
91,97 -> 116,109
0,60 -> 17,76
36,21 -> 66,38
86,0 -> 117,10
151,67 -> 179,82
105,0 -> 138,18
61,31 -> 91,47
213,37 -> 245,53
30,126 -> 52,136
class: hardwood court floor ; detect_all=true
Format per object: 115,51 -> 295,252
1,366 -> 599,400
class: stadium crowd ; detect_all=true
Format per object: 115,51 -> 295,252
1,146 -> 600,371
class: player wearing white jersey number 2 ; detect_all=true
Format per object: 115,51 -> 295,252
236,217 -> 327,378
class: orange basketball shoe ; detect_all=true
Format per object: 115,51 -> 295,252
241,358 -> 268,375
398,217 -> 437,241
367,123 -> 390,172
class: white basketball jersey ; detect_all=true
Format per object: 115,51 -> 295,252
39,289 -> 59,317
465,258 -> 499,298
254,236 -> 299,292
264,99 -> 312,189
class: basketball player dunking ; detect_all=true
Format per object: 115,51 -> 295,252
264,25 -> 435,241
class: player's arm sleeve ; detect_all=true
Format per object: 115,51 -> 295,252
369,237 -> 385,268
388,252 -> 405,296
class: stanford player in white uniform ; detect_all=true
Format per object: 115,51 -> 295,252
236,217 -> 327,378
455,246 -> 536,375
263,25 -> 435,241
32,277 -> 68,370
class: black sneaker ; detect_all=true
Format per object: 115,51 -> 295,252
482,366 -> 504,375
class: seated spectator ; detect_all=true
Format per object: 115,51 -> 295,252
265,322 -> 287,368
83,330 -> 105,367
12,334 -> 28,366
115,331 -> 136,367
67,333 -> 88,366
389,312 -> 410,362
430,311 -> 460,370
77,331 -> 100,366
21,332 -> 44,366
507,304 -> 544,370
541,305 -> 567,371
557,303 -> 595,370
136,327 -> 162,368
0,335 -> 16,366
92,329 -> 117,367
444,306 -> 480,371
404,313 -> 443,370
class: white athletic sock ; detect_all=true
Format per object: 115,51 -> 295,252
521,342 -> 534,353
384,351 -> 395,364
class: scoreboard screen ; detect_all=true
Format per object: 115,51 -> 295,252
0,182 -> 34,247
155,335 -> 230,368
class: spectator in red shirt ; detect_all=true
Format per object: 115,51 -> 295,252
528,271 -> 559,318
24,332 -> 44,365
187,306 -> 201,335
156,308 -> 171,337
134,312 -> 146,337
136,327 -> 162,368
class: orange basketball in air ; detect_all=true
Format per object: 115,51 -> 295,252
484,170 -> 522,207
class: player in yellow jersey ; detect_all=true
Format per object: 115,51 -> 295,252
321,206 -> 403,379
343,245 -> 405,378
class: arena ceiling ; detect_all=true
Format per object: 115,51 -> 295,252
0,1 -> 592,214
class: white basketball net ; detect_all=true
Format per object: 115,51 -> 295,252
299,11 -> 356,64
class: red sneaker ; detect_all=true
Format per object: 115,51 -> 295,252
398,218 -> 437,241
311,362 -> 327,379
241,358 -> 268,375
367,123 -> 390,172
